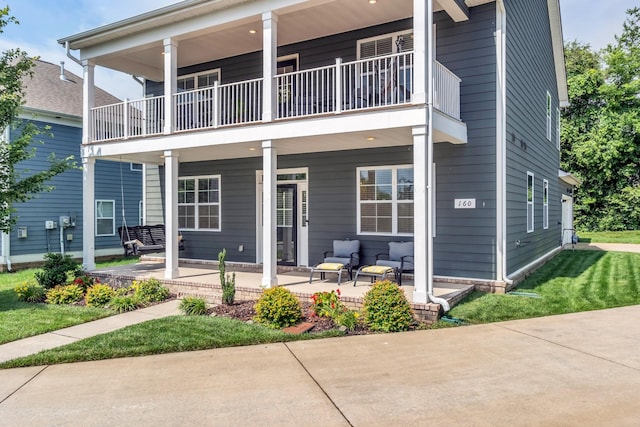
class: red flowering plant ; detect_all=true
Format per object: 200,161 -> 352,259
310,289 -> 344,319
72,275 -> 100,292
310,289 -> 362,332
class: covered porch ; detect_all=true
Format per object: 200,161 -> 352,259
89,258 -> 475,323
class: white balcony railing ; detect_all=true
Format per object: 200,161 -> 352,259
90,52 -> 461,143
92,96 -> 164,142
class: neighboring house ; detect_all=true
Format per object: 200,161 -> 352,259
58,0 -> 574,304
0,60 -> 143,271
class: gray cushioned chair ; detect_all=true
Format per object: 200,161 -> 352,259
323,239 -> 360,280
375,241 -> 414,285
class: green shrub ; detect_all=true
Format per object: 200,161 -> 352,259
219,248 -> 236,305
254,287 -> 302,328
34,253 -> 81,289
85,284 -> 115,308
14,281 -> 46,303
108,295 -> 140,313
131,278 -> 169,303
363,280 -> 414,332
179,296 -> 208,316
45,284 -> 85,305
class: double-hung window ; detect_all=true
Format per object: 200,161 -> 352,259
527,172 -> 534,233
358,166 -> 413,235
96,200 -> 115,236
543,179 -> 549,230
546,91 -> 552,141
178,175 -> 221,231
556,107 -> 561,150
357,30 -> 414,105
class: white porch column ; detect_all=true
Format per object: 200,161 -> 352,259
82,156 -> 96,271
262,12 -> 278,122
412,0 -> 427,105
82,60 -> 95,144
163,38 -> 178,135
262,140 -> 278,287
412,127 -> 428,303
164,150 -> 179,279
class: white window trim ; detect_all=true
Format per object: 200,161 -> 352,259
130,162 -> 143,171
527,172 -> 534,233
546,91 -> 552,141
556,107 -> 561,150
178,174 -> 221,232
95,200 -> 115,237
357,164 -> 413,236
139,200 -> 144,226
177,69 -> 222,90
543,179 -> 549,230
357,29 -> 414,59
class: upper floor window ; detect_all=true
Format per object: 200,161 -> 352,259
178,175 -> 221,231
556,107 -> 561,150
96,200 -> 115,237
358,31 -> 414,103
543,179 -> 549,230
357,165 -> 413,236
130,162 -> 142,171
546,91 -> 552,141
177,69 -> 221,92
527,172 -> 534,233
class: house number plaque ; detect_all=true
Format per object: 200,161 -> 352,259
454,198 -> 476,209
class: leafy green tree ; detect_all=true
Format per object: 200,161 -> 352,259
562,8 -> 640,231
0,6 -> 76,233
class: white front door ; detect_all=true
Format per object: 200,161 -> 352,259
256,168 -> 309,266
561,194 -> 574,246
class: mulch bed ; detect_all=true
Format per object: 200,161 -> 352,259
211,300 -> 367,334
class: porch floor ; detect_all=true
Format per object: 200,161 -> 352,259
92,259 -> 474,311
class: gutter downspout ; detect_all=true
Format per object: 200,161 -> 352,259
496,0 -> 512,287
425,0 -> 450,312
65,41 -> 82,66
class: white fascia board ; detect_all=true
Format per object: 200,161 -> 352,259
82,108 -> 428,158
433,110 -> 467,144
19,109 -> 82,128
547,0 -> 569,107
70,0 -> 315,57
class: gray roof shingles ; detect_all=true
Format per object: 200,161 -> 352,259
22,59 -> 123,118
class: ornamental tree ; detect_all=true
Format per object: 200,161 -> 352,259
0,6 -> 76,233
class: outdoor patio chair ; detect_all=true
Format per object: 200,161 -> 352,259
321,239 -> 360,280
375,241 -> 414,285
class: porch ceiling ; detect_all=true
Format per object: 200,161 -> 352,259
93,126 -> 415,165
61,0 -> 457,82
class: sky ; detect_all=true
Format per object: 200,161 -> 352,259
1,0 -> 638,101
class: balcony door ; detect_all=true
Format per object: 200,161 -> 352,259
277,54 -> 299,117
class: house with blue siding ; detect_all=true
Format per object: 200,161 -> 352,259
57,0 -> 575,306
0,60 -> 143,271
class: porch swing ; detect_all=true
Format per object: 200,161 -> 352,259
116,161 -> 185,256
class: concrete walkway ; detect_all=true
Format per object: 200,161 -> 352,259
0,299 -> 181,364
1,304 -> 639,426
573,242 -> 640,253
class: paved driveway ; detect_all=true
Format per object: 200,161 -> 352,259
1,305 -> 639,426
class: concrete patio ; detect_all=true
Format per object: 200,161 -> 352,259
89,258 -> 475,322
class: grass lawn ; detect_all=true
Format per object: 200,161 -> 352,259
0,257 -> 140,345
0,315 -> 343,369
576,230 -> 640,244
443,250 -> 640,325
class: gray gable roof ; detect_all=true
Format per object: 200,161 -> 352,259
22,59 -> 121,118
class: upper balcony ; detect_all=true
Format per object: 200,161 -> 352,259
61,0 -> 470,147
91,53 -> 461,143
